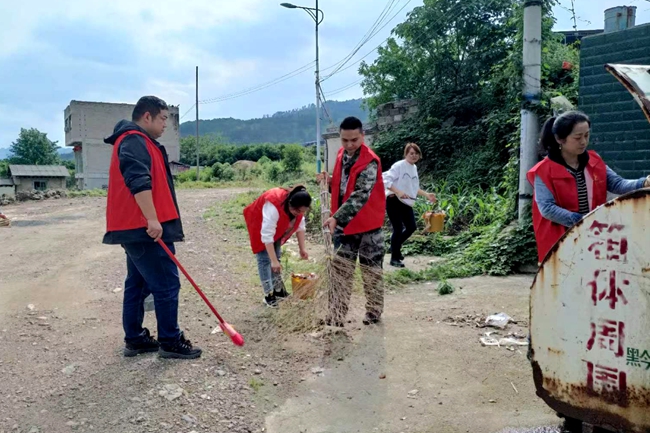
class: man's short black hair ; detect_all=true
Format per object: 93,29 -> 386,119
340,116 -> 363,132
132,96 -> 169,122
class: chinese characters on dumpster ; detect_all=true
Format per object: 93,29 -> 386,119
583,220 -> 630,399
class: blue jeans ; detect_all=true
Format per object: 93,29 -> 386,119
255,240 -> 285,295
121,242 -> 181,345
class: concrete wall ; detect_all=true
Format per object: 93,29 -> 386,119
324,133 -> 375,173
578,23 -> 650,179
375,99 -> 419,128
0,186 -> 15,198
13,177 -> 66,192
64,100 -> 180,189
322,99 -> 417,173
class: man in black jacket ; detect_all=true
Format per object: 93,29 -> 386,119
104,96 -> 201,359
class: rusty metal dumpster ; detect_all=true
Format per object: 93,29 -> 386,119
530,190 -> 650,432
530,63 -> 650,432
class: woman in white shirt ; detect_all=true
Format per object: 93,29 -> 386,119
382,143 -> 436,268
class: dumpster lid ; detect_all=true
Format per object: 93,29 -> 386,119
605,63 -> 650,123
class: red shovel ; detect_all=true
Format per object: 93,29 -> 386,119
156,239 -> 244,347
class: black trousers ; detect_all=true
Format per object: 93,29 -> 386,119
386,195 -> 416,260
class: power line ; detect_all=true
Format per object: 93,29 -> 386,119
321,0 -> 413,82
320,0 -> 400,75
180,103 -> 196,120
324,78 -> 364,97
186,1 -> 418,108
189,0 -> 513,109
187,1 -> 405,108
556,0 -> 592,25
318,84 -> 334,125
321,0 -> 525,97
199,62 -> 315,105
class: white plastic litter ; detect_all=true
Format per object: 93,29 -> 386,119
484,313 -> 512,329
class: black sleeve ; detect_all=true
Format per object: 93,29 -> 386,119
118,135 -> 152,195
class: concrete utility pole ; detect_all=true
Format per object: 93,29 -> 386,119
518,0 -> 542,222
315,0 -> 322,173
196,66 -> 200,181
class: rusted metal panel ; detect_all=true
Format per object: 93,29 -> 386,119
605,64 -> 650,124
530,189 -> 650,432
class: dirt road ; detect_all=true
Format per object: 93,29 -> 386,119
0,189 -> 560,433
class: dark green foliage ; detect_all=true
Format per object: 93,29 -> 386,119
365,0 -> 572,280
282,145 -> 304,173
9,128 -> 61,166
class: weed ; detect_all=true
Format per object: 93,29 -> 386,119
249,378 -> 264,392
437,280 -> 455,295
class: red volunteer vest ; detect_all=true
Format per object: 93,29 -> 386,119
243,188 -> 304,254
331,144 -> 386,235
106,131 -> 179,232
527,150 -> 607,262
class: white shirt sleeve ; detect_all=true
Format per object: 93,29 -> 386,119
261,201 -> 280,244
382,161 -> 402,189
298,216 -> 306,232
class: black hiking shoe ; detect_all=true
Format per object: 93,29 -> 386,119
390,259 -> 405,268
274,287 -> 289,300
363,312 -> 381,325
124,328 -> 159,357
159,332 -> 202,360
264,292 -> 279,308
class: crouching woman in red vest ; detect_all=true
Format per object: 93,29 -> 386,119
527,111 -> 650,263
243,186 -> 312,307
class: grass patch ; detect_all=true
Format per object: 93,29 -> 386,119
67,189 -> 107,198
203,190 -> 261,230
249,378 -> 264,392
176,179 -> 271,189
385,218 -> 537,285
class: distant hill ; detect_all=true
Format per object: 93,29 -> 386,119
180,98 -> 370,144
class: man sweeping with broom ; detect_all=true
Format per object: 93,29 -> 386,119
318,116 -> 386,327
103,96 -> 201,359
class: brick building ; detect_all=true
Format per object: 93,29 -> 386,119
64,101 -> 180,190
578,12 -> 650,179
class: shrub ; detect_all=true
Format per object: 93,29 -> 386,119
265,162 -> 283,183
282,144 -> 303,173
212,162 -> 235,181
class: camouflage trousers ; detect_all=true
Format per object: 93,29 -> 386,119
328,228 -> 384,323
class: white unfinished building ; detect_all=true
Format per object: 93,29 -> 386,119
64,100 -> 180,190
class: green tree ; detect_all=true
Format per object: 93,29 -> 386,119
282,144 -> 303,173
0,160 -> 9,177
180,134 -> 226,166
358,0 -> 572,192
9,128 -> 60,165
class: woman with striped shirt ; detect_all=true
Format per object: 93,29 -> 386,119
527,111 -> 650,262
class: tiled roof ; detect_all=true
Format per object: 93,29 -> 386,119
9,165 -> 70,177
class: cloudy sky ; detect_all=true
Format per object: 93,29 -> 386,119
1,0 -> 649,150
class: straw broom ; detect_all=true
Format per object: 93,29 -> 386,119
272,176 -> 387,333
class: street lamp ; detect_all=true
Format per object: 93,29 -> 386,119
281,1 -> 325,173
